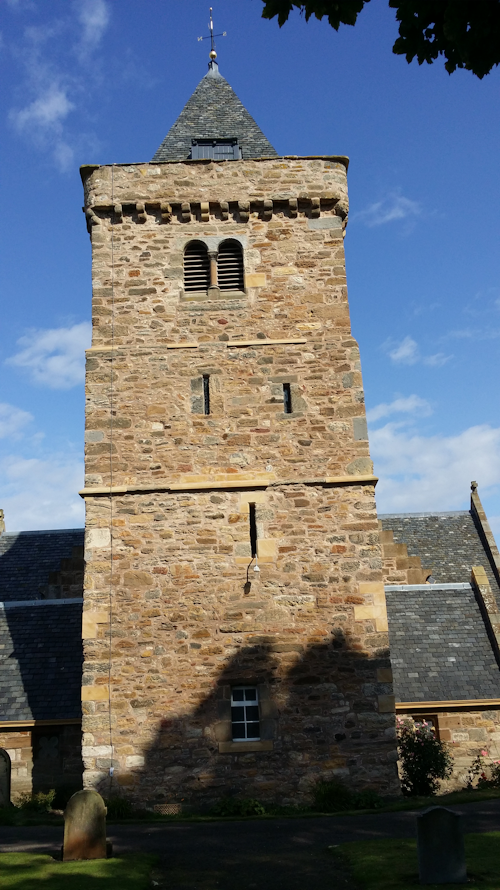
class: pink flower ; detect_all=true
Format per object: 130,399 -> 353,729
481,750 -> 488,756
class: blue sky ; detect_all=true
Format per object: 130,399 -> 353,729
1,0 -> 499,538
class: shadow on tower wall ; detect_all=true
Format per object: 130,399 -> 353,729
100,631 -> 399,810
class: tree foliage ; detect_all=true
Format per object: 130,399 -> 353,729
397,717 -> 453,797
261,0 -> 500,78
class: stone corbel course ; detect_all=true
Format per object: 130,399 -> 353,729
83,196 -> 347,231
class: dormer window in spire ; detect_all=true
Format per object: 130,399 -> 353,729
190,138 -> 242,161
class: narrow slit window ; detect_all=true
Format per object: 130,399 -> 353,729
203,375 -> 210,415
283,383 -> 292,414
184,241 -> 210,293
231,687 -> 260,741
249,502 -> 257,558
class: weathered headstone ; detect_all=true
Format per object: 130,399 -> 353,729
0,749 -> 11,807
417,806 -> 467,884
63,789 -> 107,861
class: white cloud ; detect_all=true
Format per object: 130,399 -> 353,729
78,0 -> 110,51
12,83 -> 74,130
388,335 -> 419,365
0,453 -> 84,531
371,422 -> 500,515
7,2 -> 110,169
366,395 -> 432,423
354,191 -> 421,228
445,327 -> 500,341
385,335 -> 452,368
423,352 -> 450,368
6,321 -> 91,390
0,403 -> 33,439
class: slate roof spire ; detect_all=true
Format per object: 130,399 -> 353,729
151,57 -> 278,162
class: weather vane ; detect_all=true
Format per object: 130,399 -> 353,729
198,8 -> 226,60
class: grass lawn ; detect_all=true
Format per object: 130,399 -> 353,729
333,832 -> 500,889
0,852 -> 157,890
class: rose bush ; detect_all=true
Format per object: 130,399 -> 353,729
397,717 -> 453,796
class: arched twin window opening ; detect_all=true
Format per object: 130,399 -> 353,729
183,241 -> 210,293
217,240 -> 244,292
183,239 -> 244,294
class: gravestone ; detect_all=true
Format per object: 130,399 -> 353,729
63,789 -> 107,861
417,806 -> 467,884
0,749 -> 11,807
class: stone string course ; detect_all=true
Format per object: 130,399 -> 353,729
81,157 -> 399,807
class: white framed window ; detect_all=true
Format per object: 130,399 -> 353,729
231,686 -> 260,741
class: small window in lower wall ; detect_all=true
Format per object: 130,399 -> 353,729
231,686 -> 260,741
410,714 -> 440,740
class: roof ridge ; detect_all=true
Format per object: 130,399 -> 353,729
379,511 -> 469,519
0,528 -> 84,537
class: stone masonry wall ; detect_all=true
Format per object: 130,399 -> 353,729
400,710 -> 500,792
81,156 -> 399,806
0,731 -> 31,800
0,725 -> 82,802
83,486 -> 398,806
85,339 -> 371,490
439,709 -> 500,789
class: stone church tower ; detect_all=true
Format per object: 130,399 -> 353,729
80,56 -> 399,807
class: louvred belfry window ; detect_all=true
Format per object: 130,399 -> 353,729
183,241 -> 210,293
217,239 -> 244,292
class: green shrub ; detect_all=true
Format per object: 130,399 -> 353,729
104,796 -> 134,819
313,777 -> 353,811
211,797 -> 266,817
0,806 -> 17,825
397,716 -> 453,796
52,784 -> 83,810
16,789 -> 56,813
313,777 -> 383,812
465,751 -> 500,790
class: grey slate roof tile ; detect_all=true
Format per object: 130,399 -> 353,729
380,511 -> 499,593
152,64 -> 278,162
0,529 -> 84,601
386,583 -> 500,702
0,602 -> 82,721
